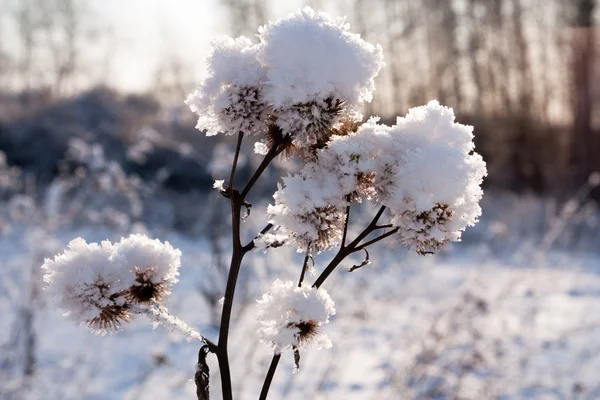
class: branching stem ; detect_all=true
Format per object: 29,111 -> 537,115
214,132 -> 290,400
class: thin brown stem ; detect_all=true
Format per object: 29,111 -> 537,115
312,206 -> 387,289
259,353 -> 281,400
297,243 -> 312,287
215,133 -> 288,400
341,201 -> 351,247
242,223 -> 274,252
354,227 -> 399,251
228,132 -> 244,194
241,138 -> 289,199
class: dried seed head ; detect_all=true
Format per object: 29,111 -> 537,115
288,319 -> 321,346
125,267 -> 169,304
87,304 -> 131,333
220,85 -> 269,136
275,96 -> 346,151
298,205 -> 345,253
396,203 -> 454,255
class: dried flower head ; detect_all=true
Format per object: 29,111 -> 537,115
256,279 -> 336,353
87,303 -> 131,333
393,203 -> 454,255
125,267 -> 169,304
267,101 -> 486,255
41,238 -> 130,334
115,234 -> 181,303
186,36 -> 269,137
274,96 -> 345,149
42,235 -> 182,335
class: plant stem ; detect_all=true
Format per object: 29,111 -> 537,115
215,133 -> 288,400
312,206 -> 387,288
229,132 -> 244,194
259,353 -> 281,400
354,227 -> 399,251
341,201 -> 351,247
259,205 -> 393,397
241,137 -> 289,199
297,243 -> 312,287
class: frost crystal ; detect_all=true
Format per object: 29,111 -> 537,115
42,235 -> 181,334
256,279 -> 336,353
268,101 -> 487,254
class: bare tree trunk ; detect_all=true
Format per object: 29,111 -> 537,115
570,0 -> 596,184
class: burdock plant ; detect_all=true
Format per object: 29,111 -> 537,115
42,6 -> 486,400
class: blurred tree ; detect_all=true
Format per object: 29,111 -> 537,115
568,0 -> 597,187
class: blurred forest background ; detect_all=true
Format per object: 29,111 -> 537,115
0,0 -> 599,202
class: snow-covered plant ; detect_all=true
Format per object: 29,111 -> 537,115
42,6 -> 486,400
256,279 -> 335,354
41,235 -> 202,338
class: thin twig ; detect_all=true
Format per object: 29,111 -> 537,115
354,227 -> 399,251
341,197 -> 351,247
242,223 -> 274,252
312,205 -> 388,288
241,135 -> 290,199
349,248 -> 371,272
259,353 -> 281,400
298,243 -> 312,287
229,132 -> 244,195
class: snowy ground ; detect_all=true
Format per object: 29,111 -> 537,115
2,213 -> 600,399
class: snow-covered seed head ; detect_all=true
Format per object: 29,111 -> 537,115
267,100 -> 486,255
125,267 -> 169,304
300,205 -> 345,252
115,234 -> 181,304
274,96 -> 346,149
186,36 -> 269,137
42,235 -> 182,335
287,319 -> 321,346
256,279 -> 336,353
395,203 -> 454,255
87,303 -> 131,333
219,85 -> 269,136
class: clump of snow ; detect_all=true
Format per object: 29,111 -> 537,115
256,279 -> 336,354
253,231 -> 288,252
186,7 -> 384,148
41,238 -> 130,334
115,234 -> 181,303
41,235 -> 182,335
258,7 -> 383,145
268,101 -> 487,254
186,36 -> 269,137
213,179 -> 225,191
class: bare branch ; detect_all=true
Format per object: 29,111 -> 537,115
259,353 -> 282,400
349,248 -> 371,272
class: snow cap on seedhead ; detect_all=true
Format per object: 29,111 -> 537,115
187,7 -> 384,149
42,235 -> 181,334
268,101 -> 487,254
256,279 -> 336,353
